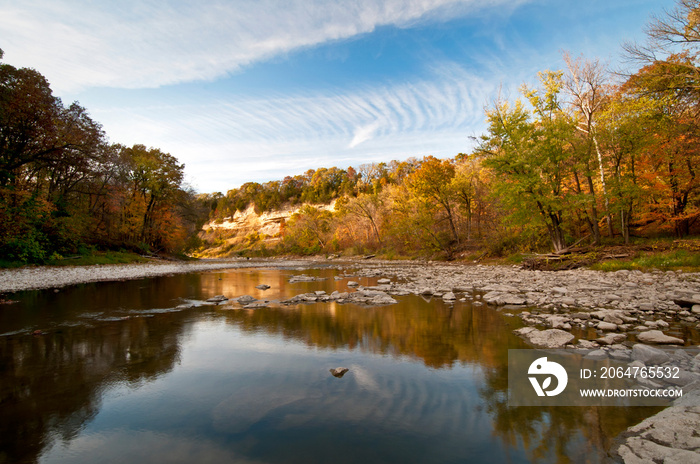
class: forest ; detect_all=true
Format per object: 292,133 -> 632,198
0,48 -> 208,264
1,0 -> 699,264
202,2 -> 700,259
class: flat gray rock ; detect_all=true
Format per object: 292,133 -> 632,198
514,328 -> 574,348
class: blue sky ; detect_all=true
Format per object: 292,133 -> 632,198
0,0 -> 675,193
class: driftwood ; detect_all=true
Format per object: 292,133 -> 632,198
521,249 -> 630,271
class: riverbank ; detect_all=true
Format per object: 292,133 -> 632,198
0,258 -> 315,294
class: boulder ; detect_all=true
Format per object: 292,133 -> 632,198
347,281 -> 360,287
442,292 -> 457,301
637,330 -> 684,345
255,284 -> 270,290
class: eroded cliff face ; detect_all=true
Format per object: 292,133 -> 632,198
198,201 -> 335,256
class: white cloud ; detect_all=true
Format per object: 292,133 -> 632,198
0,0 -> 525,93
349,121 -> 381,148
91,63 -> 506,192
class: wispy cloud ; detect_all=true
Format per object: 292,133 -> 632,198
92,63 -> 508,191
0,0 -> 525,93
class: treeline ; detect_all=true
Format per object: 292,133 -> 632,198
0,49 -> 207,263
203,1 -> 699,257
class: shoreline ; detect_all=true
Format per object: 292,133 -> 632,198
0,258 -> 320,294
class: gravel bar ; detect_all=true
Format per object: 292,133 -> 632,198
0,258 -> 316,293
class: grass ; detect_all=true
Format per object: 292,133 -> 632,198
591,249 -> 700,272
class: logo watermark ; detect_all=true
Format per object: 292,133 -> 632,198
528,357 -> 568,397
508,349 -> 689,407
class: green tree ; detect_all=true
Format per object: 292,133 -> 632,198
480,71 -> 576,252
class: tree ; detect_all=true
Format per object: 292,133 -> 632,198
624,0 -> 700,92
480,72 -> 576,252
563,53 -> 613,241
117,145 -> 185,248
283,205 -> 333,253
623,57 -> 700,237
405,156 -> 460,244
452,153 -> 490,240
338,192 -> 383,246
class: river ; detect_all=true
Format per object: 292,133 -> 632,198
0,266 -> 659,463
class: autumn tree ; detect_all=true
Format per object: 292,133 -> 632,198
336,192 -> 384,246
480,72 -> 576,252
405,156 -> 460,244
283,205 -> 333,254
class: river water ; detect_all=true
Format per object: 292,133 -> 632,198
0,267 -> 659,463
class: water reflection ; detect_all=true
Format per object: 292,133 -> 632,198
0,268 -> 660,463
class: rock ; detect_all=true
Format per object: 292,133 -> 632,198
206,295 -> 228,303
603,314 -> 624,325
692,304 -> 700,314
483,291 -> 526,306
609,349 -> 632,362
370,294 -> 398,305
586,349 -> 608,360
637,330 -> 684,345
482,283 -> 520,293
598,321 -> 618,331
329,367 -> 349,378
665,370 -> 699,387
672,296 -> 700,308
289,275 -> 324,283
632,344 -> 671,365
442,292 -> 456,301
236,295 -> 257,304
255,284 -> 270,290
597,333 -> 627,345
638,302 -> 655,311
514,328 -> 575,348
377,278 -> 391,284
347,281 -> 360,287
243,301 -> 268,309
614,388 -> 700,463
576,340 -> 599,349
